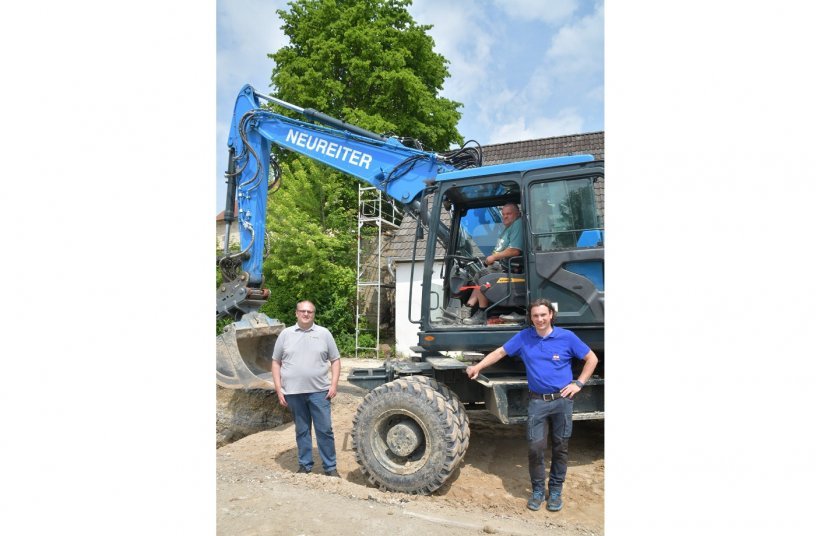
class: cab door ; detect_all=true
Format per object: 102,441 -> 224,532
523,163 -> 604,327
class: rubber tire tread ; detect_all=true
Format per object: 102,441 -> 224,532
402,375 -> 470,464
351,378 -> 461,495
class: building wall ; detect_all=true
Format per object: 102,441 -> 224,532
394,260 -> 443,358
216,220 -> 241,251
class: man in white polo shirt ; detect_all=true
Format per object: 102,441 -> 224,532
271,300 -> 341,476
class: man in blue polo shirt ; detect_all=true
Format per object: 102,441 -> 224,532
465,298 -> 598,512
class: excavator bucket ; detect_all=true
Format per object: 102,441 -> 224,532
216,312 -> 284,390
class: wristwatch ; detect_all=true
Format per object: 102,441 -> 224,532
572,380 -> 585,388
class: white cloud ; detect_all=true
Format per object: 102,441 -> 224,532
587,84 -> 604,103
476,87 -> 518,124
473,69 -> 552,135
216,0 -> 288,96
488,110 -> 584,144
492,0 -> 579,24
546,1 -> 604,78
408,0 -> 496,101
522,68 -> 555,105
409,0 -> 603,146
481,0 -> 603,141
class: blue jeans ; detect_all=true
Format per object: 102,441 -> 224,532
284,391 -> 337,472
527,396 -> 573,493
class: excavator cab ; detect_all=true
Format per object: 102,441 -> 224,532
416,158 -> 605,353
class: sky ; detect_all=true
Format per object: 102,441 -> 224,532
215,0 -> 604,213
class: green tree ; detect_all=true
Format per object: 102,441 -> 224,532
260,157 -> 357,338
261,0 -> 463,352
271,0 -> 463,150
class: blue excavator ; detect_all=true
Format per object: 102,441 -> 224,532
216,84 -> 604,494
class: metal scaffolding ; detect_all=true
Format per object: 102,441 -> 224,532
355,185 -> 401,358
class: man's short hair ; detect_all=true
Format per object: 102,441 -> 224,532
296,300 -> 315,311
503,202 -> 521,215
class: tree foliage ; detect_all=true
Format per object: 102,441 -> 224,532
260,0 -> 463,352
271,0 -> 463,150
260,157 -> 357,340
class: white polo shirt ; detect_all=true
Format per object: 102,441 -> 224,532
272,323 -> 340,394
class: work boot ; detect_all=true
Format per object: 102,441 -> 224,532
440,304 -> 465,323
324,469 -> 340,477
546,489 -> 563,511
438,310 -> 459,325
527,489 -> 545,511
439,305 -> 473,325
438,315 -> 456,325
462,308 -> 486,325
296,465 -> 311,474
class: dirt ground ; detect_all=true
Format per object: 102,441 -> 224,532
216,359 -> 604,535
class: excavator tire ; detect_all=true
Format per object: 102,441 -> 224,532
352,378 -> 462,495
402,375 -> 470,465
216,312 -> 283,390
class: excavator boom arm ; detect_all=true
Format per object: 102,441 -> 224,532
219,84 -> 457,316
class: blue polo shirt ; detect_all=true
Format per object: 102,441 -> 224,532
502,326 -> 591,393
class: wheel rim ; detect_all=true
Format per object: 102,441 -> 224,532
370,409 -> 431,475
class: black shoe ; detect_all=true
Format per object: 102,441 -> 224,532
296,465 -> 311,474
324,469 -> 340,477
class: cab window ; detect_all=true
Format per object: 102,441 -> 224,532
529,177 -> 602,251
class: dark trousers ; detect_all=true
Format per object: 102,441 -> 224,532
284,391 -> 337,472
527,396 -> 573,493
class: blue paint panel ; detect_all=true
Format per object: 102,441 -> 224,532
437,154 -> 595,181
577,230 -> 604,247
563,260 -> 604,292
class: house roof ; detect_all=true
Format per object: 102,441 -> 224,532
381,131 -> 605,262
481,131 -> 604,165
216,203 -> 239,222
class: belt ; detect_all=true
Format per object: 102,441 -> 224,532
529,391 -> 561,401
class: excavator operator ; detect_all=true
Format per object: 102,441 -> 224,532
460,202 -> 523,325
